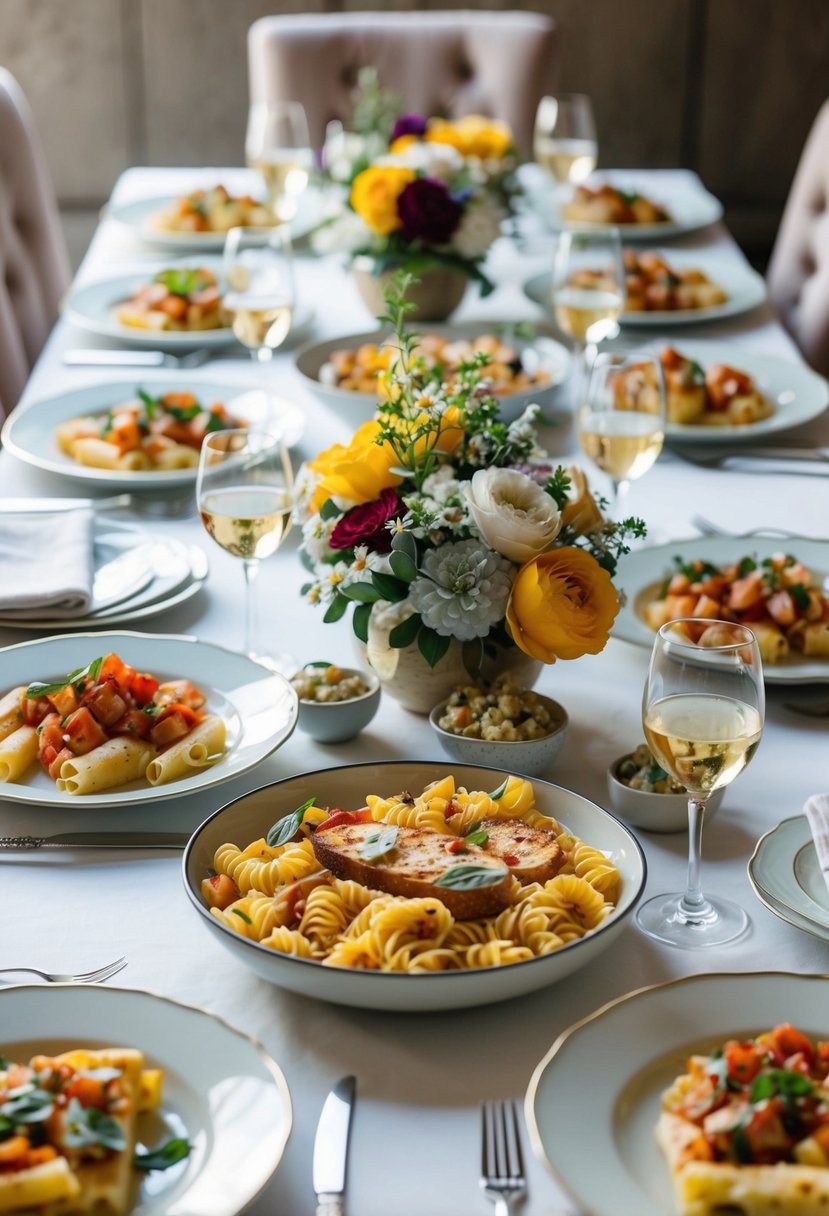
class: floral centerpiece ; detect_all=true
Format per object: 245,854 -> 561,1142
296,277 -> 645,712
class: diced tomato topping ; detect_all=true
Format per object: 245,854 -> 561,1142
155,679 -> 206,710
445,838 -> 466,855
0,1136 -> 30,1166
62,707 -> 108,756
23,1146 -> 57,1168
130,672 -> 160,707
314,809 -> 374,832
110,709 -> 153,739
503,853 -> 520,867
201,873 -> 239,910
46,683 -> 79,718
20,693 -> 51,727
724,1040 -> 765,1084
37,714 -> 65,761
100,653 -> 137,698
149,708 -> 195,748
80,676 -> 128,726
48,747 -> 74,781
64,1075 -> 108,1110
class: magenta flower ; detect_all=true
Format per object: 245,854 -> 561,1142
329,489 -> 403,554
391,114 -> 428,142
398,177 -> 462,246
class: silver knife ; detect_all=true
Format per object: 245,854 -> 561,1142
0,832 -> 190,851
313,1076 -> 356,1216
0,495 -> 131,514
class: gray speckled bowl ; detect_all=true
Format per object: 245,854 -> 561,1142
295,668 -> 381,743
428,695 -> 569,778
607,753 -> 724,833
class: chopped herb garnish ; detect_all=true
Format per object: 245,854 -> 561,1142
134,1137 -> 192,1172
489,777 -> 509,801
63,1098 -> 126,1151
435,864 -> 508,891
26,656 -> 104,700
231,908 -> 253,926
790,582 -> 811,610
737,556 -> 757,577
358,825 -> 398,862
1,1085 -> 55,1124
464,829 -> 489,847
267,797 -> 316,848
137,389 -> 161,419
153,268 -> 212,297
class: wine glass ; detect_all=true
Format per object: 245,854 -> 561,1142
245,100 -> 313,223
197,428 -> 294,668
534,94 -> 598,190
637,619 -> 765,948
551,227 -> 625,406
579,350 -> 665,515
223,226 -> 295,363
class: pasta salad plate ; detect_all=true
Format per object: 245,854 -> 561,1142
0,631 -> 297,807
613,536 -> 829,685
526,971 -> 829,1216
0,983 -> 291,1216
182,760 -> 646,1012
749,815 -> 829,941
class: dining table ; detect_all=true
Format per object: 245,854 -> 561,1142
1,165 -> 828,1216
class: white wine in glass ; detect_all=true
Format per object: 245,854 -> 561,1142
245,100 -> 313,223
580,351 -> 665,512
552,228 -> 625,349
534,94 -> 598,187
197,428 -> 294,667
223,226 -> 294,363
637,619 -> 765,948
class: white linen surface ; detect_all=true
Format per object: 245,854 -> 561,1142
0,509 -> 94,617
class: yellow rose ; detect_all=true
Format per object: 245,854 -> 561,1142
561,466 -> 605,536
454,115 -> 513,160
423,120 -> 466,153
350,166 -> 415,235
506,546 -> 619,663
309,420 -> 403,510
389,134 -> 418,155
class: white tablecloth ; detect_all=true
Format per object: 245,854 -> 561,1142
2,168 -> 828,1216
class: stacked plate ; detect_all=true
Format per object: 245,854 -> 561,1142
0,519 -> 208,631
749,815 -> 829,941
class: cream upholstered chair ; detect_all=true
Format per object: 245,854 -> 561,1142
0,68 -> 70,423
767,100 -> 829,377
247,11 -> 557,157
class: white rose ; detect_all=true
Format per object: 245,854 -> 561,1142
451,196 -> 505,259
465,468 -> 561,563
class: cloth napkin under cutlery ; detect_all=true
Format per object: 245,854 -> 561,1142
804,793 -> 829,896
0,509 -> 95,618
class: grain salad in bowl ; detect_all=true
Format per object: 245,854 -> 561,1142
290,663 -> 380,744
607,743 -> 724,833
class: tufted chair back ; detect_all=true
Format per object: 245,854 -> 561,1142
767,100 -> 829,377
0,68 -> 70,423
247,11 -> 557,158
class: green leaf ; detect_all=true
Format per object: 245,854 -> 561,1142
464,829 -> 489,847
461,638 -> 484,680
370,572 -> 410,603
304,661 -> 332,669
391,531 -> 417,562
352,602 -> 372,644
489,777 -> 509,801
323,593 -> 349,623
731,1124 -> 752,1164
0,1056 -> 7,1071
166,403 -> 201,422
737,556 -> 757,577
205,411 -> 229,434
1,1085 -> 54,1124
358,825 -> 398,861
267,797 -> 316,848
231,908 -> 253,925
153,267 -> 210,297
790,582 -> 811,611
134,1137 -> 192,1172
388,613 -> 422,649
389,550 -> 418,582
64,1099 -> 127,1151
0,1115 -> 13,1141
26,656 -> 104,700
435,864 -> 508,891
319,498 -> 343,522
137,388 -> 161,418
417,626 -> 450,669
341,582 -> 382,604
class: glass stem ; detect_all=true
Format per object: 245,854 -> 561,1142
571,342 -> 586,412
678,796 -> 713,922
255,347 -> 273,364
242,559 -> 260,657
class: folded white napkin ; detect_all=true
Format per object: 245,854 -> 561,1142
804,793 -> 829,897
0,510 -> 95,618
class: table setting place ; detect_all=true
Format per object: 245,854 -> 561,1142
3,70 -> 829,1216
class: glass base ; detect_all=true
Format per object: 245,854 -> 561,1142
247,649 -> 298,678
635,892 -> 749,949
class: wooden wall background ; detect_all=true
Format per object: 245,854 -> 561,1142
1,0 -> 826,266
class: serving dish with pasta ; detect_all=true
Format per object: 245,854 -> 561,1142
613,346 -> 774,428
563,183 -> 672,226
571,250 -> 727,313
183,761 -> 645,1011
114,267 -> 225,334
0,632 -> 297,807
0,984 -> 291,1216
613,537 -> 829,684
151,185 -> 272,235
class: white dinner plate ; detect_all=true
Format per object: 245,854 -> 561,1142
526,971 -> 829,1216
519,165 -> 724,240
294,322 -> 572,422
0,522 -> 208,631
0,631 -> 297,807
524,252 -> 767,329
108,185 -> 327,251
624,339 -> 827,444
0,984 -> 291,1216
2,377 -> 306,490
613,535 -> 829,685
183,760 -> 646,1012
749,815 -> 829,941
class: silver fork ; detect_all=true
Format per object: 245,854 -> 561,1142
690,515 -> 826,542
481,1100 -> 527,1216
0,957 -> 127,984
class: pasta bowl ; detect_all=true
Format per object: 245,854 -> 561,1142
182,761 -> 646,1012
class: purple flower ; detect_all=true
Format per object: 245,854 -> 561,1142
398,177 -> 461,246
391,114 -> 428,142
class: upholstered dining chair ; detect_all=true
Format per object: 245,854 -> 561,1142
767,99 -> 829,377
247,11 -> 558,157
0,68 -> 70,423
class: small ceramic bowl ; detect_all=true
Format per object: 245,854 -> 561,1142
428,695 -> 569,778
606,753 -> 725,833
295,668 -> 381,744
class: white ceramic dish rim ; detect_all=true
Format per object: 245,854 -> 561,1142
428,694 -> 569,746
107,188 -> 325,247
613,535 -> 829,685
62,270 -> 235,348
525,970 -> 829,1216
0,982 -> 292,1216
538,178 -> 725,240
182,759 -> 647,984
1,376 -> 262,488
0,630 -> 298,807
748,815 -> 829,934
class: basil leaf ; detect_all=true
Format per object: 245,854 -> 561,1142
790,582 -> 811,611
737,556 -> 757,577
435,864 -> 508,891
153,268 -> 209,297
489,777 -> 509,801
166,404 -> 202,422
231,908 -> 252,925
134,1137 -> 192,1172
358,825 -> 398,862
267,797 -> 316,848
749,1073 -> 775,1103
205,411 -> 229,433
0,1056 -> 7,1070
26,656 -> 104,700
464,829 -> 489,847
63,1098 -> 126,1151
1,1085 -> 54,1123
137,388 -> 161,418
0,1115 -> 13,1140
731,1124 -> 753,1164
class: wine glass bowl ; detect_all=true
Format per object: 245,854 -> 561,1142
636,618 -> 765,947
552,228 -> 625,346
534,94 -> 598,187
245,100 -> 313,223
223,226 -> 295,363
